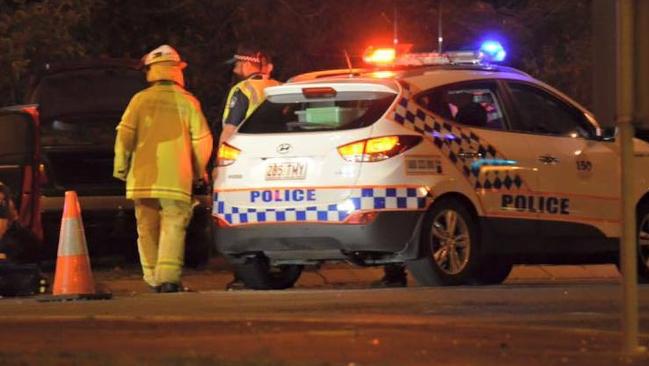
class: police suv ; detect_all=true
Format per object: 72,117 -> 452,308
213,43 -> 649,289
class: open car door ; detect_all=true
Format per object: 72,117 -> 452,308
0,106 -> 42,240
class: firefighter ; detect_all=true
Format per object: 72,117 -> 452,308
113,44 -> 213,293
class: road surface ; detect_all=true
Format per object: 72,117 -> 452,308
0,262 -> 647,366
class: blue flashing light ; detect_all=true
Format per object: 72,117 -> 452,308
479,41 -> 506,62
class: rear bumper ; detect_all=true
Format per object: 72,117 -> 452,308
214,210 -> 425,264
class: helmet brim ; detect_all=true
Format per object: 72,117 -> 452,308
143,60 -> 187,69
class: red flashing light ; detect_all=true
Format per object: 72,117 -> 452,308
363,47 -> 396,65
362,44 -> 413,66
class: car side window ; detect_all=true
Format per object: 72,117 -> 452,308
507,82 -> 596,138
416,81 -> 506,130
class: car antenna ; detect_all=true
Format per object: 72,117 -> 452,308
343,50 -> 354,76
437,0 -> 444,53
393,4 -> 399,46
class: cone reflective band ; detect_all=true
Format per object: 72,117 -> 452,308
52,191 -> 96,295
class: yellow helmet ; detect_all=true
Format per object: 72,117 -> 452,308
142,44 -> 186,67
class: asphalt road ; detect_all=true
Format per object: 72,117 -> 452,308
0,262 -> 647,366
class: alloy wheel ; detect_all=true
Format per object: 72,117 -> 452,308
430,209 -> 471,275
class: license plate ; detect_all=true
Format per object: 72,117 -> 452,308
265,161 -> 307,180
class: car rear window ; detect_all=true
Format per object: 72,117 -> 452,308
29,68 -> 145,120
30,67 -> 146,147
238,91 -> 397,134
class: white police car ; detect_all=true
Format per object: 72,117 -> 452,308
213,42 -> 649,289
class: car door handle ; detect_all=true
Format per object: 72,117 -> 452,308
538,154 -> 560,165
457,151 -> 482,159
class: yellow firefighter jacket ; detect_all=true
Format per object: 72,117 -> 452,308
113,81 -> 213,203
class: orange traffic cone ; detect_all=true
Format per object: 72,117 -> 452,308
50,191 -> 110,300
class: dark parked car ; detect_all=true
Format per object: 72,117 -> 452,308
0,59 -> 213,265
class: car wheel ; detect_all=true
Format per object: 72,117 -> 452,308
234,254 -> 303,290
637,204 -> 649,283
407,198 -> 482,286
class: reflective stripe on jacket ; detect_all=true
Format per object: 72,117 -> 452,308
113,82 -> 213,203
222,76 -> 281,125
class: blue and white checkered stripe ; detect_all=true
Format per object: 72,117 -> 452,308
392,81 -> 527,191
214,187 -> 430,225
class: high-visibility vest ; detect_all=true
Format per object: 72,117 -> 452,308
222,75 -> 281,125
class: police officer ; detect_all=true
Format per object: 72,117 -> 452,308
219,45 -> 281,147
373,263 -> 408,288
114,45 -> 213,293
220,45 -> 280,290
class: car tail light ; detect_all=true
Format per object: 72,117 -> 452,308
337,135 -> 422,162
217,143 -> 240,166
344,211 -> 378,225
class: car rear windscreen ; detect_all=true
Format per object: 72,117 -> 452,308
30,67 -> 146,122
238,91 -> 397,134
30,67 -> 146,147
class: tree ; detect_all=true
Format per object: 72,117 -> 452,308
0,0 -> 593,111
0,0 -> 91,105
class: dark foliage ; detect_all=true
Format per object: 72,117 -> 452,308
0,0 -> 592,122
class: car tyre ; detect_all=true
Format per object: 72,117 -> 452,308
234,254 -> 303,290
407,198 -> 482,286
637,204 -> 649,283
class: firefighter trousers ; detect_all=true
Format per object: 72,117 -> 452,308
134,198 -> 192,287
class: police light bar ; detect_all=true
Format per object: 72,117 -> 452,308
362,42 -> 506,67
395,51 -> 483,66
445,51 -> 484,64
